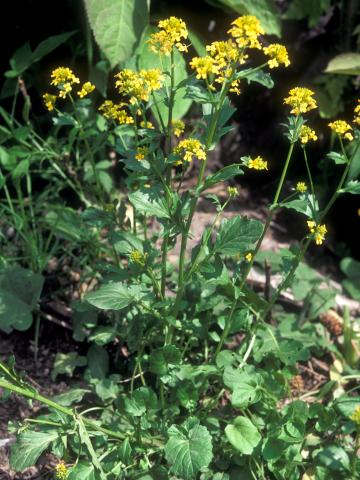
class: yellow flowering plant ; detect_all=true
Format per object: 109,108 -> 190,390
2,12 -> 360,480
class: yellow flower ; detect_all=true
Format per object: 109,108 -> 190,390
307,220 -> 327,245
296,182 -> 307,193
247,156 -> 268,170
149,16 -> 188,55
206,40 -> 246,68
263,44 -> 290,68
115,69 -> 163,104
299,125 -> 318,144
228,15 -> 264,50
77,81 -> 95,98
50,67 -> 80,98
190,56 -> 219,79
328,120 -> 353,141
353,100 -> 360,125
350,405 -> 360,426
245,252 -> 253,262
172,119 -> 185,137
55,461 -> 68,480
98,100 -> 134,124
135,146 -> 149,161
173,138 -> 206,163
43,93 -> 57,111
130,250 -> 148,266
140,120 -> 154,129
284,87 -> 317,115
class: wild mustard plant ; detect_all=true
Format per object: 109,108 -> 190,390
2,13 -> 360,480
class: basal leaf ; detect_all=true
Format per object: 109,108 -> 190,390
225,416 -> 261,454
129,189 -> 170,219
165,420 -> 213,480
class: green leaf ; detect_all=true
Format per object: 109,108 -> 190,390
51,352 -> 87,380
0,265 -> 44,333
165,419 -> 213,480
334,396 -> 360,418
327,151 -> 347,165
84,0 -> 149,67
225,416 -> 261,454
231,382 -> 261,408
325,53 -> 360,76
10,430 -> 58,471
124,387 -> 159,416
8,43 -> 32,75
68,461 -> 96,480
315,445 -> 351,472
149,346 -> 181,376
340,180 -> 360,194
238,68 -> 274,89
52,388 -> 89,406
341,257 -> 360,280
88,326 -> 116,345
217,0 -> 281,36
12,158 -> 29,179
284,0 -> 330,27
31,32 -> 76,63
278,340 -> 310,366
129,189 -> 170,219
85,283 -> 145,310
214,216 -> 263,255
202,164 -> 244,191
87,344 -> 109,379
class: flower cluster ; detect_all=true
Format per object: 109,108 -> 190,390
284,87 -> 317,116
263,44 -> 290,68
206,40 -> 246,69
228,186 -> 238,197
135,146 -> 149,161
50,67 -> 80,99
246,156 -> 268,171
77,81 -> 95,98
172,119 -> 185,137
307,221 -> 327,245
190,56 -> 219,80
296,182 -> 307,193
55,461 -> 68,480
148,16 -> 188,55
173,138 -> 206,163
130,250 -> 148,266
43,93 -> 57,112
328,120 -> 353,141
140,120 -> 154,129
98,100 -> 134,124
299,125 -> 318,144
115,69 -> 164,104
228,15 -> 264,49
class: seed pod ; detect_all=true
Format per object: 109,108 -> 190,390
320,309 -> 343,336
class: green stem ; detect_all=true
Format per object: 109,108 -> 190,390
303,147 -> 315,202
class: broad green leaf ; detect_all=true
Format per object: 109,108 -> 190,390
84,0 -> 149,67
46,208 -> 94,242
340,257 -> 360,280
95,378 -> 120,400
12,158 -> 29,179
165,419 -> 213,480
278,340 -> 310,366
262,437 -> 287,461
202,164 -> 244,191
124,387 -> 159,416
315,445 -> 351,472
325,53 -> 360,76
340,180 -> 360,194
10,430 -> 58,471
225,416 -> 261,454
68,461 -> 96,480
87,344 -> 109,379
326,151 -> 347,165
85,283 -> 145,310
0,265 -> 44,333
231,382 -> 261,408
31,32 -> 76,63
238,68 -> 274,89
52,388 -> 89,406
216,0 -> 281,36
188,30 -> 207,57
214,215 -> 263,255
335,396 -> 360,418
149,346 -> 181,376
88,326 -> 116,345
51,352 -> 87,380
8,43 -> 32,76
129,189 -> 170,219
